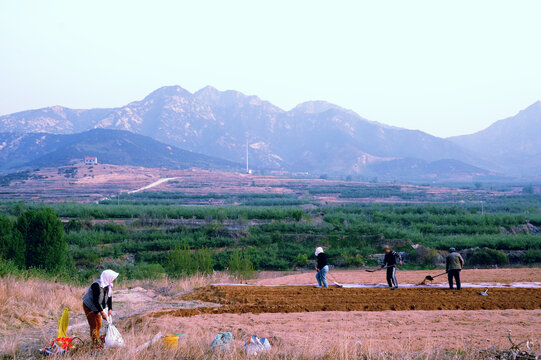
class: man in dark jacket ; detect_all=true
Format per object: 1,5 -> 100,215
381,246 -> 402,289
446,247 -> 464,290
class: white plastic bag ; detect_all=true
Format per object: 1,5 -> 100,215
104,316 -> 125,348
135,332 -> 162,352
244,335 -> 271,355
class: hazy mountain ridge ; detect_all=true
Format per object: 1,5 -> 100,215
0,106 -> 113,134
1,85 -> 539,178
369,158 -> 492,182
449,101 -> 541,176
0,129 -> 241,171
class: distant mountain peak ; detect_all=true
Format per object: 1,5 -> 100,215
143,85 -> 192,100
292,101 -> 344,114
195,85 -> 220,96
195,86 -> 270,108
517,100 -> 541,116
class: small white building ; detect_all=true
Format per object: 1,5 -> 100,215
84,156 -> 98,165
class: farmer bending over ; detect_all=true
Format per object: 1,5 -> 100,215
315,247 -> 329,288
446,248 -> 464,290
82,269 -> 119,347
382,246 -> 402,289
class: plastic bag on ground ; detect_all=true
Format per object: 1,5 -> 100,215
210,332 -> 233,351
40,307 -> 72,356
39,338 -> 74,356
244,335 -> 271,355
135,332 -> 162,352
104,316 -> 125,348
39,342 -> 66,356
57,308 -> 69,338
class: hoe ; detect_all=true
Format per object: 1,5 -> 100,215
327,273 -> 344,288
365,265 -> 392,272
418,272 -> 446,285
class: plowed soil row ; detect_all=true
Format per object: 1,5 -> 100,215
141,286 -> 541,320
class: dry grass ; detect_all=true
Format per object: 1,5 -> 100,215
11,326 -> 535,360
0,272 -> 239,356
0,275 -> 85,330
0,272 -> 235,331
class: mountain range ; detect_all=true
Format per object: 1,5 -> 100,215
0,129 -> 240,172
448,101 -> 541,177
0,85 -> 539,180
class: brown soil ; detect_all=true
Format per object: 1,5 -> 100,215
138,286 -> 541,321
251,268 -> 541,286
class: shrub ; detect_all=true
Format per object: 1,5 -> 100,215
522,249 -> 541,264
64,219 -> 83,233
167,245 -> 214,276
0,215 -> 13,260
294,253 -> 309,267
96,222 -> 127,234
0,259 -> 24,276
412,246 -> 440,266
130,263 -> 165,280
167,245 -> 196,276
16,208 -> 67,273
228,250 -> 254,279
196,247 -> 214,275
7,230 -> 26,268
470,248 -> 509,266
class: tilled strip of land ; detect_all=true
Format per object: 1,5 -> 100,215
139,285 -> 541,320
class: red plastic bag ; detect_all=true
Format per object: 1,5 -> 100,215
53,337 -> 73,351
39,338 -> 73,356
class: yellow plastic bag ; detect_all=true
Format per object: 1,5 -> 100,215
57,308 -> 69,339
163,334 -> 179,348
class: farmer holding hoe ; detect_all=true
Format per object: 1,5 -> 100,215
382,245 -> 402,289
82,269 -> 119,347
315,247 -> 329,288
446,247 -> 464,290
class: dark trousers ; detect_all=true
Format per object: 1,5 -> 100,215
448,269 -> 461,289
386,266 -> 398,287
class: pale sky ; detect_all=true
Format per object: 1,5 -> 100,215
1,0 -> 540,137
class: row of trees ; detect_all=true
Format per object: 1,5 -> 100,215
0,209 -> 67,273
166,245 -> 254,279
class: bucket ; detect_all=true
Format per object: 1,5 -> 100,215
162,334 -> 180,348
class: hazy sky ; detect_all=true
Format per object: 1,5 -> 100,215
1,1 -> 540,137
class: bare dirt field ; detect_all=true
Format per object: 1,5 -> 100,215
139,285 -> 541,319
250,268 -> 541,286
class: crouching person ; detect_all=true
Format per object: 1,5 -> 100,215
446,248 -> 464,290
82,269 -> 119,347
315,247 -> 329,288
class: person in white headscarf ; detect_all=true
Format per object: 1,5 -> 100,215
82,269 -> 119,347
315,247 -> 329,288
